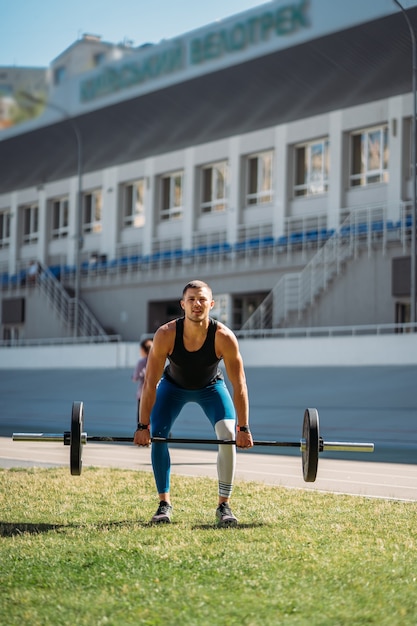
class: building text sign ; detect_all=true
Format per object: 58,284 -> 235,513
80,0 -> 310,103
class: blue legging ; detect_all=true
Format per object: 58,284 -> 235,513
150,376 -> 236,495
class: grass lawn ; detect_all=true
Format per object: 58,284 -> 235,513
1,467 -> 416,625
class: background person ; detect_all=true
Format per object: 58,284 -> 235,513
132,338 -> 153,427
134,279 -> 253,526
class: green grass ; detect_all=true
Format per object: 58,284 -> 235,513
1,467 -> 416,626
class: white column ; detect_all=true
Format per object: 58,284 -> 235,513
182,147 -> 195,250
327,110 -> 344,231
143,157 -> 155,256
8,192 -> 18,275
227,136 -> 240,244
101,167 -> 118,259
37,187 -> 47,264
387,95 -> 405,221
274,124 -> 288,238
67,176 -> 79,266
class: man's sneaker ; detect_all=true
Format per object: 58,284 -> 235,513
216,502 -> 238,527
151,501 -> 173,524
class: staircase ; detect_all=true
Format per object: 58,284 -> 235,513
241,207 -> 393,331
37,263 -> 108,338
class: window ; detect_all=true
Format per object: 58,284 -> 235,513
201,161 -> 228,213
246,151 -> 273,205
53,65 -> 66,85
93,52 -> 106,66
160,172 -> 183,221
82,190 -> 102,233
0,211 -> 11,248
51,197 -> 69,239
122,180 -> 145,228
350,126 -> 389,187
295,139 -> 329,196
22,204 -> 38,244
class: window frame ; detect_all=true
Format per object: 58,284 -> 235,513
82,189 -> 102,234
122,179 -> 145,228
51,196 -> 69,240
350,125 -> 389,187
200,160 -> 228,214
0,210 -> 11,248
160,171 -> 184,222
22,203 -> 39,245
294,138 -> 329,197
246,150 -> 273,206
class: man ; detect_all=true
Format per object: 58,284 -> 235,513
134,279 -> 253,526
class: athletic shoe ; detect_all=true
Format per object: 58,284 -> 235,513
216,502 -> 238,527
151,501 -> 173,523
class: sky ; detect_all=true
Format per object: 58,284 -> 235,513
1,0 -> 269,68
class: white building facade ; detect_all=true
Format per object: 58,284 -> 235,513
0,0 -> 416,341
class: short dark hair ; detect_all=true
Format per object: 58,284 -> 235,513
140,338 -> 153,354
182,280 -> 212,297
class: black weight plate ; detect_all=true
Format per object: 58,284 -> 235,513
302,408 -> 319,482
70,401 -> 84,476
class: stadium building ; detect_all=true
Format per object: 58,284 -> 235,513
1,0 -> 417,342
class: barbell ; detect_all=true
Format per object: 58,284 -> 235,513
12,401 -> 374,482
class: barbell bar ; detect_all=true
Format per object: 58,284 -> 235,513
12,401 -> 374,482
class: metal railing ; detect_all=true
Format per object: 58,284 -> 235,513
235,321 -> 417,339
38,264 -> 109,338
0,334 -> 121,348
242,206 -> 412,331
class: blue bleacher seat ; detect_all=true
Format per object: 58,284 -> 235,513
173,248 -> 184,260
371,221 -> 384,234
356,223 -> 368,236
289,232 -> 304,245
306,230 -> 319,243
48,265 -> 61,279
160,251 -> 173,263
322,228 -> 335,239
129,255 -> 140,266
386,220 -> 399,231
260,236 -> 274,247
183,249 -> 195,261
247,238 -> 260,250
63,264 -> 76,276
233,241 -> 247,252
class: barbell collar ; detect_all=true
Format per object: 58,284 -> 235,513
12,432 -> 88,445
13,433 -> 66,443
321,441 -> 374,453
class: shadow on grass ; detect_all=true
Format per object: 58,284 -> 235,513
0,522 -> 68,537
0,519 -> 268,536
0,519 -> 144,536
192,522 -> 267,530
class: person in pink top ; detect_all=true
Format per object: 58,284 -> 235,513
132,338 -> 153,427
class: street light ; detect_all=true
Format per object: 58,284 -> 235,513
393,0 -> 417,328
22,92 -> 83,336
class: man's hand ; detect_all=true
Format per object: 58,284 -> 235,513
236,430 -> 254,449
134,428 -> 151,447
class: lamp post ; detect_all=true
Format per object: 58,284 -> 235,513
22,93 -> 83,336
393,0 -> 417,328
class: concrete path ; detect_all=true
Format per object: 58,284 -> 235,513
2,437 -> 416,502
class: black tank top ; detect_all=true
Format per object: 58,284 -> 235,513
164,317 -> 223,389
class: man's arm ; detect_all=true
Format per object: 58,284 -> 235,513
134,324 -> 173,446
216,326 -> 253,449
